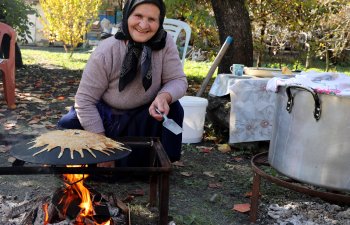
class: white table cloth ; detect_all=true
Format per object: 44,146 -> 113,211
209,74 -> 276,144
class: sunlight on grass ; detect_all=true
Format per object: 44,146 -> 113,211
21,47 -> 214,77
184,60 -> 216,78
21,48 -> 91,70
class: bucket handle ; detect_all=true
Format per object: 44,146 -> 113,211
285,85 -> 321,121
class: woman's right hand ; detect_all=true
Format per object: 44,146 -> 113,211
149,92 -> 172,121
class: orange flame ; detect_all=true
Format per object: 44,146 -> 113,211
60,165 -> 111,225
64,166 -> 93,217
43,203 -> 49,225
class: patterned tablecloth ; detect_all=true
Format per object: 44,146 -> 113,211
209,74 -> 276,144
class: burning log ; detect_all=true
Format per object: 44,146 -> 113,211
33,204 -> 46,225
0,179 -> 128,225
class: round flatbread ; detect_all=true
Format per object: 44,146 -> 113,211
28,129 -> 130,159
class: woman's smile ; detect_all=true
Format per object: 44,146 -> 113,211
128,3 -> 160,43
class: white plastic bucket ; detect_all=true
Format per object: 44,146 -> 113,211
179,96 -> 208,143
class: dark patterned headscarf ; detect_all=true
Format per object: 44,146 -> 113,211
115,0 -> 167,92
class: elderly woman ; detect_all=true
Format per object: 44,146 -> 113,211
58,0 -> 187,167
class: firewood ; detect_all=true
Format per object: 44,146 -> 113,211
47,220 -> 70,225
33,203 -> 45,225
20,210 -> 35,225
112,195 -> 129,214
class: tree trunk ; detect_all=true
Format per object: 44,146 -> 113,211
326,49 -> 329,72
210,0 -> 254,74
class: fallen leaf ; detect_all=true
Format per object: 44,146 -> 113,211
19,110 -> 31,115
17,104 -> 27,108
244,191 -> 261,197
172,161 -> 185,167
45,125 -> 57,129
29,124 -> 46,129
8,157 -> 16,163
203,171 -> 215,177
16,115 -> 26,120
217,144 -> 231,153
180,172 -> 192,177
0,145 -> 11,153
233,157 -> 243,162
196,146 -> 213,153
115,198 -> 129,213
208,182 -> 223,188
233,203 -> 251,213
57,96 -> 65,100
4,120 -> 17,130
244,192 -> 253,197
28,118 -> 41,124
34,79 -> 42,88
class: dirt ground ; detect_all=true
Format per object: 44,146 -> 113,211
0,65 -> 347,225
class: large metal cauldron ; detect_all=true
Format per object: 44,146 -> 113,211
268,85 -> 350,191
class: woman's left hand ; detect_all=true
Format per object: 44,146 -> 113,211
149,92 -> 172,121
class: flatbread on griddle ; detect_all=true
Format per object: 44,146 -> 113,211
28,129 -> 130,159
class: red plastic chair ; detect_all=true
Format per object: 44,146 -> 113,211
0,22 -> 16,109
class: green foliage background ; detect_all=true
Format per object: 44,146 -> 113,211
164,0 -> 219,54
0,0 -> 37,41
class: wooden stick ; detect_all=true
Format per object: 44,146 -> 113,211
196,36 -> 233,97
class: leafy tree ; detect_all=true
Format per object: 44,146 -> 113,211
0,0 -> 35,67
311,0 -> 350,70
0,0 -> 36,41
247,0 -> 349,70
165,0 -> 219,54
39,0 -> 102,56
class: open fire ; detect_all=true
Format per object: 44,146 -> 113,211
42,165 -> 122,225
5,137 -> 169,225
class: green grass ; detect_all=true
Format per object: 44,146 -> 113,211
22,46 -> 349,77
20,46 -> 215,77
21,47 -> 90,70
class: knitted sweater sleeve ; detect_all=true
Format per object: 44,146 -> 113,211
74,51 -> 110,133
158,35 -> 188,103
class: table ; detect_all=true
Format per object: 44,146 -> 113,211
209,74 -> 276,144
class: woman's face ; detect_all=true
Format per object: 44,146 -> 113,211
127,3 -> 160,43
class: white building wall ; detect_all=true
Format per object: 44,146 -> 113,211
26,4 -> 47,45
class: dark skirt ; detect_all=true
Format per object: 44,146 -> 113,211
57,101 -> 184,166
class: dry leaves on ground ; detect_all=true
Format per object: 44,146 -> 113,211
180,172 -> 192,177
233,203 -> 251,213
196,146 -> 213,153
217,144 -> 231,153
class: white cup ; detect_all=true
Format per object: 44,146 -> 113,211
230,64 -> 244,76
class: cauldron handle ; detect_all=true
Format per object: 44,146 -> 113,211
285,85 -> 321,121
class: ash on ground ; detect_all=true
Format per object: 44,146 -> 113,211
267,201 -> 350,225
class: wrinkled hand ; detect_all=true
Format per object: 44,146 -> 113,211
149,92 -> 172,121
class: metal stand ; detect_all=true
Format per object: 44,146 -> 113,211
0,137 -> 171,225
250,152 -> 350,223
